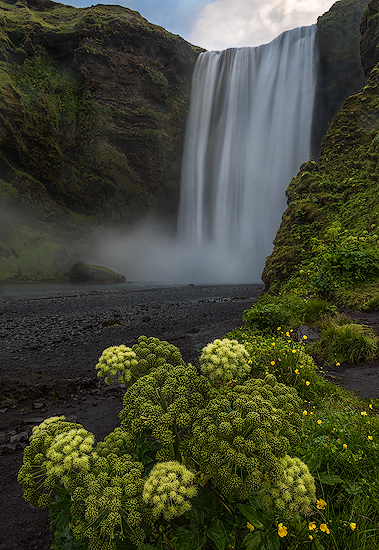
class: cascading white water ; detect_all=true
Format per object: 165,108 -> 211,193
178,25 -> 317,283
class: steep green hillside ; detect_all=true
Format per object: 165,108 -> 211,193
263,0 -> 379,309
0,0 -> 200,281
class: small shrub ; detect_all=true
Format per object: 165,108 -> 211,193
308,322 -> 377,364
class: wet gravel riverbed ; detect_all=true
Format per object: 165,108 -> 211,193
0,283 -> 263,400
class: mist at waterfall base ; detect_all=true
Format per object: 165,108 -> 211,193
90,25 -> 317,286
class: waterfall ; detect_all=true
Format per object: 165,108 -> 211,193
178,25 -> 317,283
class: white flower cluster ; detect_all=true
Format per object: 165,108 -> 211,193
260,454 -> 316,519
95,345 -> 138,385
200,338 -> 250,384
45,427 -> 95,477
142,461 -> 197,520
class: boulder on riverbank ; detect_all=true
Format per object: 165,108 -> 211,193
69,262 -> 125,283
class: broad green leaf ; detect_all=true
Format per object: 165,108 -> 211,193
206,519 -> 230,550
172,526 -> 206,550
236,504 -> 264,529
343,482 -> 363,495
318,471 -> 344,485
265,532 -> 280,550
242,532 -> 262,550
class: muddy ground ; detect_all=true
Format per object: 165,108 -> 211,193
0,283 -> 379,550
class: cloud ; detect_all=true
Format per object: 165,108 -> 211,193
189,0 -> 336,50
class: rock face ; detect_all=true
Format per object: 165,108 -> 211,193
0,0 -> 199,228
69,261 -> 125,283
0,0 -> 200,282
263,0 -> 379,292
360,0 -> 379,75
311,0 -> 369,157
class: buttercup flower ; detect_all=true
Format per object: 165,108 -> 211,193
320,523 -> 330,534
350,523 -> 356,530
368,435 -> 373,441
361,411 -> 367,416
309,522 -> 316,530
278,523 -> 287,538
271,361 -> 275,366
306,381 -> 310,386
343,444 -> 347,449
247,522 -> 255,532
316,498 -> 326,510
317,420 -> 322,425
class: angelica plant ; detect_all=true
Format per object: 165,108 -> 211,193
142,461 -> 197,520
200,338 -> 250,385
185,374 -> 303,500
259,455 -> 316,520
131,335 -> 185,377
95,344 -> 138,385
119,362 -> 211,462
69,452 -> 145,548
18,416 -> 93,507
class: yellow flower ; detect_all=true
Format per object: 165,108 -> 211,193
343,443 -> 347,449
361,411 -> 367,416
303,335 -> 308,340
246,522 -> 255,532
303,410 -> 308,416
309,535 -> 313,540
277,327 -> 281,330
295,369 -> 299,374
292,349 -> 297,354
271,361 -> 275,366
368,435 -> 373,441
336,362 -> 340,366
278,523 -> 287,538
309,522 -> 317,531
286,332 -> 290,337
316,498 -> 327,510
317,420 -> 322,425
272,342 -> 275,346
350,523 -> 356,531
306,381 -> 310,386
320,523 -> 330,534
369,404 -> 373,409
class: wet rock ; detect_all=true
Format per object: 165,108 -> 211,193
297,325 -> 321,342
10,432 -> 28,443
69,262 -> 125,284
23,417 -> 46,424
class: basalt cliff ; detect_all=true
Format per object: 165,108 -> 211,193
0,0 -> 200,282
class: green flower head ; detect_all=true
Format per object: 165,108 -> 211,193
200,338 -> 250,385
143,461 -> 197,520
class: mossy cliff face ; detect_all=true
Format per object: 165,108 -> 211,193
360,0 -> 379,75
0,0 -> 200,281
312,0 -> 369,156
0,0 -> 199,232
263,0 -> 379,296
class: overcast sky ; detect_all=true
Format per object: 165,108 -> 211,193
68,0 -> 337,50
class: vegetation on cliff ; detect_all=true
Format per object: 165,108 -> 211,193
312,0 -> 369,156
263,0 -> 379,313
0,0 -> 200,282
